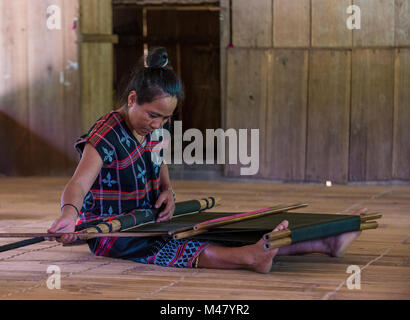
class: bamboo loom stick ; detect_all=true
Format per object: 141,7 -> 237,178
0,232 -> 168,239
263,229 -> 291,242
359,221 -> 379,231
360,212 -> 382,222
167,197 -> 222,236
262,212 -> 383,242
171,204 -> 308,240
168,224 -> 199,236
263,237 -> 292,250
172,228 -> 209,240
198,197 -> 221,210
193,203 -> 308,231
0,197 -> 220,253
263,221 -> 379,250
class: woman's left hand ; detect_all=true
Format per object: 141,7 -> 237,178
154,190 -> 175,222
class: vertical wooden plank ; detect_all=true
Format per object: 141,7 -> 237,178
80,0 -> 112,34
311,0 -> 352,47
232,0 -> 272,47
306,50 -> 351,183
220,0 -> 230,130
353,0 -> 395,47
221,0 -> 230,176
393,49 -> 410,180
273,0 -> 310,47
113,6 -> 143,104
265,49 -> 308,181
62,0 -> 81,173
178,10 -> 220,133
0,0 -> 30,175
80,0 -> 114,132
350,49 -> 394,181
180,44 -> 220,133
395,0 -> 410,46
27,0 -> 67,175
226,48 -> 269,177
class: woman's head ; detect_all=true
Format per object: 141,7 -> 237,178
120,47 -> 184,135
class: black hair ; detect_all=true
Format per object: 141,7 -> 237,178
119,47 -> 184,107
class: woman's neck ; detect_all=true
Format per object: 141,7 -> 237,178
118,105 -> 145,144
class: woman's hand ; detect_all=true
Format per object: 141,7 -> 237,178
47,210 -> 77,243
154,190 -> 175,222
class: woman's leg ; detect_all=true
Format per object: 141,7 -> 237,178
277,209 -> 365,257
197,220 -> 289,273
197,217 -> 362,273
277,229 -> 361,257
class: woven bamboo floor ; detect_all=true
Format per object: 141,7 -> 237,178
0,177 -> 408,300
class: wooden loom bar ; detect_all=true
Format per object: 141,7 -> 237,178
263,237 -> 292,250
193,203 -> 308,231
360,212 -> 383,222
0,197 -> 220,253
263,212 -> 383,242
263,221 -> 379,250
198,197 -> 221,210
359,221 -> 379,231
263,229 -> 291,242
0,232 -> 167,239
171,204 -> 307,240
172,228 -> 209,240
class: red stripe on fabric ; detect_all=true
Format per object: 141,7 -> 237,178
103,148 -> 147,170
91,178 -> 160,194
86,113 -> 115,144
104,237 -> 118,256
90,179 -> 160,201
89,114 -> 123,146
94,238 -> 107,256
169,242 -> 188,267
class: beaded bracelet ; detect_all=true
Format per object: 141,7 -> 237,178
61,203 -> 80,218
193,255 -> 200,268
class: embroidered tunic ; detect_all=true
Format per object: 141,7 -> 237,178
75,111 -> 164,221
74,111 -> 209,268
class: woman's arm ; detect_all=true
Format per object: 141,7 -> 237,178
159,161 -> 172,191
47,143 -> 103,242
155,161 -> 176,222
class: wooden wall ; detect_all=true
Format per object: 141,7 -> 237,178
0,0 -> 116,176
145,7 -> 220,134
224,0 -> 410,183
0,0 -> 80,176
79,0 -> 115,132
1,0 -> 409,183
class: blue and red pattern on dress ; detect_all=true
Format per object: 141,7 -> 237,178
75,111 -> 211,268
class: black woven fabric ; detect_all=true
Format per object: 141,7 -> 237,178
125,211 -> 362,245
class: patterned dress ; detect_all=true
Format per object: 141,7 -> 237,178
74,111 -> 210,268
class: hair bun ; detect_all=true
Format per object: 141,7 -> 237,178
146,47 -> 168,69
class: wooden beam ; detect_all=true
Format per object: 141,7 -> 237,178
306,50 -> 351,183
78,34 -> 119,43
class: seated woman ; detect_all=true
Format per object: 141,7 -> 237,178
48,47 -> 364,273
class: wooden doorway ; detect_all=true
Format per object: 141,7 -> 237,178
113,2 -> 221,169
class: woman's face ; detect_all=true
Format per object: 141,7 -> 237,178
127,91 -> 177,136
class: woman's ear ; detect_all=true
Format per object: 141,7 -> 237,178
127,90 -> 138,107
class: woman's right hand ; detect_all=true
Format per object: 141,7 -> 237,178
47,213 -> 77,243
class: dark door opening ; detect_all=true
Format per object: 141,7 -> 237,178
113,3 -> 221,170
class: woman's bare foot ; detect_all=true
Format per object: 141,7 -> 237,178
248,220 -> 289,273
324,208 -> 368,257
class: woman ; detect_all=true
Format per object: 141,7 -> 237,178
48,48 -> 363,273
